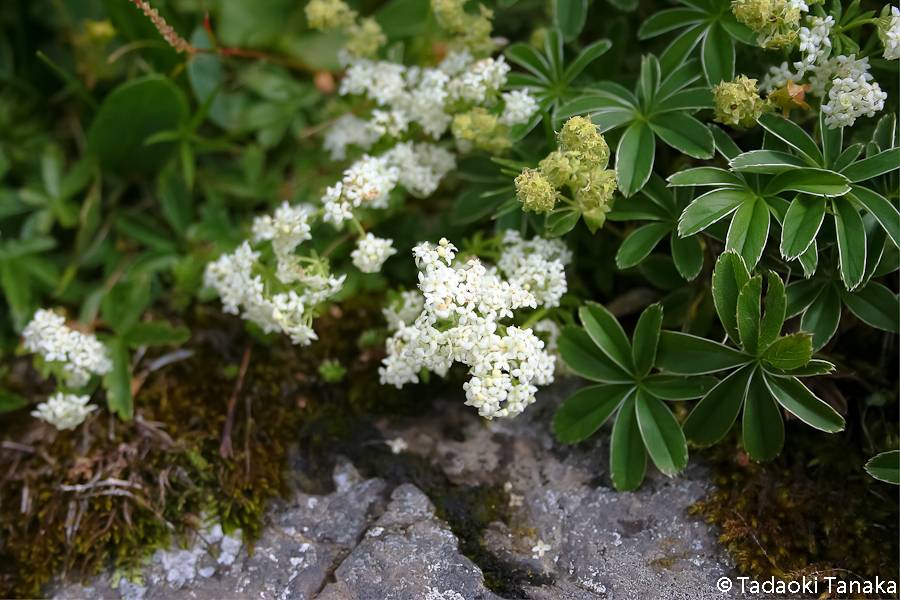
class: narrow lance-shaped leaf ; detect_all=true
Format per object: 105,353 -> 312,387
579,303 -> 635,373
865,451 -> 900,485
656,331 -> 749,375
678,189 -> 752,237
764,373 -> 845,432
833,195 -> 867,290
781,194 -> 826,260
758,270 -> 786,350
682,363 -> 755,447
737,276 -> 763,355
711,251 -> 751,343
616,121 -> 655,197
632,304 -> 663,378
636,390 -> 688,477
557,326 -> 634,382
742,372 -> 784,461
610,395 -> 647,491
554,384 -> 635,443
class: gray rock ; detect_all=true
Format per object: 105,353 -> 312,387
317,484 -> 502,600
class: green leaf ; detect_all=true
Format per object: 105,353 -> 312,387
764,374 -> 845,432
655,60 -> 704,101
725,196 -> 769,268
642,374 -> 719,399
764,359 -> 834,377
801,284 -> 842,350
742,372 -> 784,461
558,326 -> 634,382
833,143 -> 864,172
757,113 -> 823,165
554,384 -> 635,443
781,195 -> 826,259
606,195 -> 672,221
683,363 -> 755,447
656,331 -> 749,375
730,150 -> 808,174
87,75 -> 189,175
839,281 -> 900,333
737,276 -> 763,355
610,395 -> 646,491
655,88 -> 715,112
638,55 -> 661,105
821,110 -> 843,168
452,185 -> 509,224
376,0 -> 431,37
0,260 -> 31,329
563,39 -> 612,84
554,0 -> 588,42
840,148 -> 900,182
123,321 -> 190,348
504,43 -> 552,83
670,232 -> 703,281
579,303 -> 634,374
0,391 -> 28,413
667,167 -> 744,188
759,271 -> 786,349
708,124 -> 743,160
849,186 -> 900,248
546,209 -> 581,237
116,215 -> 179,253
659,24 -> 707,75
632,304 -> 663,378
638,8 -> 704,39
104,339 -> 134,420
833,195 -> 867,290
762,333 -> 813,370
636,390 -> 688,476
865,451 -> 900,485
616,121 -> 655,197
678,189 -> 753,236
701,23 -> 734,85
101,279 -> 151,336
616,223 -> 671,269
765,168 -> 851,197
798,239 -> 819,278
649,113 -> 714,159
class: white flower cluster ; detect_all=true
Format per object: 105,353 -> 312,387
322,142 -> 455,225
32,392 -> 97,431
497,230 -> 572,308
447,57 -> 511,104
22,309 -> 113,388
383,290 -> 424,331
761,61 -> 796,94
252,201 -> 313,283
499,90 -> 539,127
204,240 -> 345,346
794,15 -> 833,76
352,233 -> 397,273
884,7 -> 900,60
821,55 -> 887,128
323,115 -> 379,161
379,238 -> 556,420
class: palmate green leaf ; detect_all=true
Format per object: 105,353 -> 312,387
759,271 -> 786,349
558,326 -> 634,382
701,22 -> 734,85
554,383 -> 635,443
764,373 -> 845,432
579,303 -> 634,374
765,169 -> 850,197
757,113 -> 823,165
840,148 -> 900,182
0,390 -> 28,413
762,333 -> 813,370
865,451 -> 900,485
104,339 -> 134,420
610,395 -> 646,491
649,113 -> 714,159
742,372 -> 784,461
839,281 -> 900,333
833,195 -> 867,290
638,8 -> 705,39
589,81 -> 641,107
849,185 -> 900,248
656,331 -> 748,374
636,390 -> 688,477
725,196 -> 769,268
554,0 -> 587,41
632,304 -> 663,378
616,121 -> 656,197
667,167 -> 744,188
730,150 -> 807,174
781,195 -> 826,259
736,276 -> 762,355
670,232 -> 704,281
801,284 -> 841,350
711,251 -> 750,342
642,374 -> 718,399
616,223 -> 671,269
678,188 -> 752,236
682,363 -> 755,447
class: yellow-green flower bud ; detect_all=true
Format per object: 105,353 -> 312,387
539,151 -> 582,188
557,116 -> 610,170
452,108 -> 511,151
305,0 -> 356,31
575,167 -> 617,209
344,18 -> 386,59
713,75 -> 766,128
731,0 -> 801,49
515,168 -> 558,214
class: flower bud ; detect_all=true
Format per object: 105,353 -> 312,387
515,168 -> 557,214
713,75 -> 767,128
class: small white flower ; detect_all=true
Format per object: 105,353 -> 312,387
499,89 -> 539,126
386,437 -> 408,454
760,61 -> 796,95
509,493 -> 524,507
794,15 -> 834,76
22,309 -> 113,387
324,114 -> 379,160
31,393 -> 96,431
352,234 -> 397,273
531,539 -> 551,558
